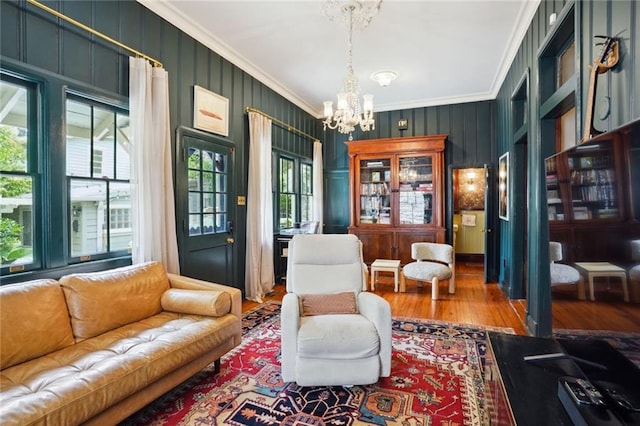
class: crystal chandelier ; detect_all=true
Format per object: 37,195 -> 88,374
322,1 -> 381,140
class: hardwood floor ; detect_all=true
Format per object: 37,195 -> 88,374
243,261 -> 640,335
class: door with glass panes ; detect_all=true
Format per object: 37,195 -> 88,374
176,127 -> 235,285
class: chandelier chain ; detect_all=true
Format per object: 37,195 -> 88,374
322,0 -> 379,140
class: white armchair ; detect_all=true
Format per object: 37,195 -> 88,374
401,242 -> 455,300
549,241 -> 585,300
280,234 -> 392,386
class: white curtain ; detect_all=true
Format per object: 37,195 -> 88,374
313,140 -> 324,234
129,57 -> 180,273
245,112 -> 274,302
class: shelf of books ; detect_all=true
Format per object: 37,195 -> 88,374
359,158 -> 391,224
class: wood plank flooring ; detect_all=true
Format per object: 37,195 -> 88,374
243,261 -> 640,335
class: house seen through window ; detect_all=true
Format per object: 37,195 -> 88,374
66,97 -> 131,259
0,76 -> 35,270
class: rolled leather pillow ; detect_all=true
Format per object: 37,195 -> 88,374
161,288 -> 231,317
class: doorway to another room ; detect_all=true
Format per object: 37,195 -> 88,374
452,168 -> 487,279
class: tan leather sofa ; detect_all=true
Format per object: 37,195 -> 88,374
0,261 -> 242,425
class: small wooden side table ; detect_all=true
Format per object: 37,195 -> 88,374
370,259 -> 402,292
574,261 -> 629,302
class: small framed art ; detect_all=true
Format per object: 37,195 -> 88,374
193,85 -> 229,137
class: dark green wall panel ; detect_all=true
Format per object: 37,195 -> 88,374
1,0 -> 320,293
496,0 -> 640,336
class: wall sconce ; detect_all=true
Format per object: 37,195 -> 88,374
466,171 -> 477,192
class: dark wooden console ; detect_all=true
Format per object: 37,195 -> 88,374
485,332 -> 640,425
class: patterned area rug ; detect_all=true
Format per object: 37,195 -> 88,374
553,328 -> 640,368
121,302 -> 514,426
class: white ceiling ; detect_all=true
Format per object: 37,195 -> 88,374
138,0 -> 540,118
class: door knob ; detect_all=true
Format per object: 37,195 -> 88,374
226,237 -> 235,244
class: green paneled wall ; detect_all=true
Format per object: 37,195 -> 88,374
496,0 -> 640,336
0,0 -> 321,290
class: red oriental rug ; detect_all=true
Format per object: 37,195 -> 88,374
121,302 -> 514,426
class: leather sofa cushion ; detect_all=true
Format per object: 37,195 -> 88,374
0,311 -> 240,426
300,292 -> 358,316
60,261 -> 169,340
0,279 -> 75,369
161,288 -> 231,317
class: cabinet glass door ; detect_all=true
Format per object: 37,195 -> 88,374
567,144 -> 619,220
545,155 -> 567,222
399,155 -> 434,224
358,158 -> 391,225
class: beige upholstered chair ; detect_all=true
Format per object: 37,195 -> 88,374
401,242 -> 455,300
630,240 -> 640,303
549,241 -> 585,300
280,234 -> 392,386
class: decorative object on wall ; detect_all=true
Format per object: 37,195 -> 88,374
499,152 -> 509,220
322,0 -> 380,140
193,85 -> 229,137
581,35 -> 619,143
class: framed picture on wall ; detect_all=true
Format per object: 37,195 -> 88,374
499,152 -> 509,221
193,85 -> 229,137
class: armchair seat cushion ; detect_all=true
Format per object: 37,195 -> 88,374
551,263 -> 581,285
298,314 -> 380,360
403,261 -> 452,281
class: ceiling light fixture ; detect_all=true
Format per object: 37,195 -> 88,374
371,70 -> 397,87
322,0 -> 381,140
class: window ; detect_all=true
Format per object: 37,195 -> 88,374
66,96 -> 131,259
278,157 -> 296,229
0,75 -> 38,271
273,153 -> 313,231
187,148 -> 228,235
301,163 -> 313,222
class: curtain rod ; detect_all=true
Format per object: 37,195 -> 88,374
26,0 -> 163,68
246,107 -> 319,143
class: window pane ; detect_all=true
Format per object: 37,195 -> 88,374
66,100 -> 92,177
189,192 -> 201,213
215,153 -> 226,172
0,175 -> 33,266
115,112 -> 130,180
0,81 -> 28,172
109,182 -> 131,251
202,150 -> 214,171
202,171 -> 214,191
188,170 -> 201,191
203,214 -> 214,234
301,194 -> 313,222
279,194 -> 294,228
301,163 -> 312,194
70,179 -> 107,257
93,106 -> 114,179
216,193 -> 227,213
216,213 -> 227,232
203,193 -> 214,212
188,148 -> 201,169
216,173 -> 226,192
189,214 -> 201,235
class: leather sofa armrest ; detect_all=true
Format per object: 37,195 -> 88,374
167,273 -> 242,321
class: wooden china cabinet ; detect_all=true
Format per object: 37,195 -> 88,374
346,135 -> 447,265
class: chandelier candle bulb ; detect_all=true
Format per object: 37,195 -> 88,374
363,94 -> 374,113
323,101 -> 334,118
